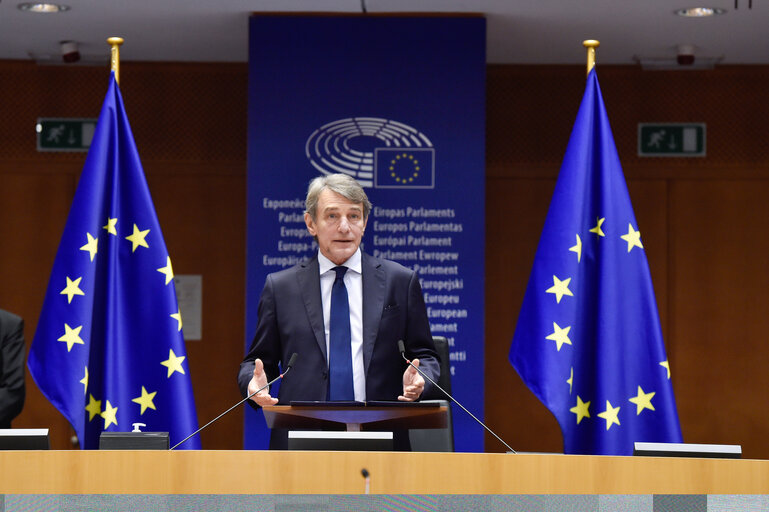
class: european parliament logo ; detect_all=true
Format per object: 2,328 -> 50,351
305,117 -> 435,189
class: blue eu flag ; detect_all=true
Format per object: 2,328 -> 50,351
28,73 -> 200,449
509,70 -> 682,455
375,148 -> 435,188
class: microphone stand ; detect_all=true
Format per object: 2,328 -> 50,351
170,353 -> 297,450
398,340 -> 516,453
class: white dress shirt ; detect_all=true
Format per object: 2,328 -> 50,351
317,248 -> 366,401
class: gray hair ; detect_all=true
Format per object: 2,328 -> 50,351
305,173 -> 372,220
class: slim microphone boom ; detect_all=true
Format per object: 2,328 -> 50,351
398,340 -> 516,453
170,352 -> 298,450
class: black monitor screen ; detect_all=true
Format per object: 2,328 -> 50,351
0,429 -> 50,450
634,442 -> 741,459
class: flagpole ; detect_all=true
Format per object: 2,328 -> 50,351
582,40 -> 600,76
510,36 -> 683,455
107,37 -> 124,84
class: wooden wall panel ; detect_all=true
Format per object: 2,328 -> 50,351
485,176 -> 561,452
0,61 -> 247,449
627,180 -> 670,341
669,180 -> 769,455
2,60 -> 769,458
486,176 -> 670,454
0,61 -> 246,162
145,165 -> 246,449
485,66 -> 769,459
0,165 -> 78,448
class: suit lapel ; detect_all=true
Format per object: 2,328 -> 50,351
296,255 -> 327,362
361,252 -> 385,376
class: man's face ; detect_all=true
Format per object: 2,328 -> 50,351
305,189 -> 367,266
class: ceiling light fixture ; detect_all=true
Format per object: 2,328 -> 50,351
17,2 -> 71,13
674,7 -> 726,16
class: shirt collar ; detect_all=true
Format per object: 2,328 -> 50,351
318,248 -> 362,275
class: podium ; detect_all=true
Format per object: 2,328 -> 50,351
262,402 -> 448,432
262,402 -> 448,450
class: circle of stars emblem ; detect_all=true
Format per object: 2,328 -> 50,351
389,153 -> 420,184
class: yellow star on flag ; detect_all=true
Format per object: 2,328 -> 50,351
126,223 -> 150,252
620,223 -> 644,252
629,385 -> 656,415
546,275 -> 573,304
79,232 -> 98,261
567,367 -> 574,394
589,217 -> 606,238
85,394 -> 102,421
569,395 -> 590,424
546,322 -> 572,351
157,257 -> 174,285
132,386 -> 158,415
60,276 -> 85,304
58,323 -> 85,352
161,349 -> 186,378
569,234 -> 582,262
660,360 -> 671,379
101,400 -> 118,429
170,308 -> 183,332
80,366 -> 89,395
103,217 -> 118,235
597,400 -> 621,430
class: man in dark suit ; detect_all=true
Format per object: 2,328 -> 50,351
238,173 -> 439,449
0,308 -> 26,429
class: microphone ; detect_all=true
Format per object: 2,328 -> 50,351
361,468 -> 370,494
398,340 -> 516,454
170,352 -> 298,450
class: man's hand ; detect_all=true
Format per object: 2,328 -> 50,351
248,358 -> 278,407
398,358 -> 425,402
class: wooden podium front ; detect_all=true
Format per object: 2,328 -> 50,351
1,451 -> 769,494
262,403 -> 448,432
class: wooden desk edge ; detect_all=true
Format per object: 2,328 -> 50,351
0,451 -> 767,494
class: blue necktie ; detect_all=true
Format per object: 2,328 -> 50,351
329,266 -> 354,401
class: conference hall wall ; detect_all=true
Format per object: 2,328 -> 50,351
0,60 -> 767,458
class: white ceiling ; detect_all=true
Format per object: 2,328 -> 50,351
0,0 -> 767,65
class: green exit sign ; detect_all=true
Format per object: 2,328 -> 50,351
36,118 -> 97,152
638,123 -> 706,157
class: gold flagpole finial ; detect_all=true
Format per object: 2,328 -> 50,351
107,37 -> 124,84
583,40 -> 600,76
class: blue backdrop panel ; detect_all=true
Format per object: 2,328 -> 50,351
246,15 -> 486,452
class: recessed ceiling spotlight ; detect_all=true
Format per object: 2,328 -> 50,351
675,7 -> 726,16
17,3 -> 71,13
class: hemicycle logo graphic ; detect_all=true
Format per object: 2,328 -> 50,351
305,117 -> 435,189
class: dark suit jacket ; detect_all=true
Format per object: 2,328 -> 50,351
238,252 -> 439,449
0,309 -> 25,429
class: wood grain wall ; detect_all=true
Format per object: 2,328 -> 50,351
486,65 -> 769,459
0,61 -> 247,450
1,60 -> 767,458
